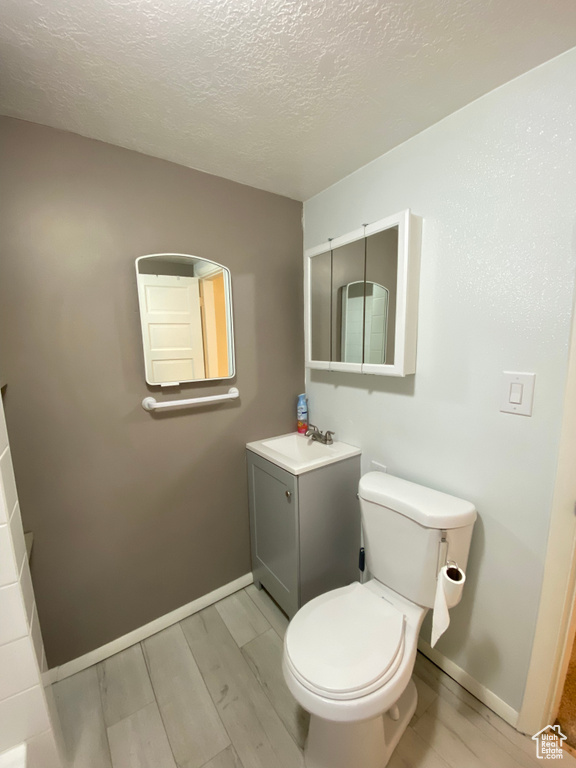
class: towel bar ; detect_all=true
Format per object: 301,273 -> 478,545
142,387 -> 239,412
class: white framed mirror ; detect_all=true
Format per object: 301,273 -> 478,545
135,253 -> 235,386
304,209 -> 420,377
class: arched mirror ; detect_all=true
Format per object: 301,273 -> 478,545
135,253 -> 235,386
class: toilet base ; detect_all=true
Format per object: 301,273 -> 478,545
303,679 -> 418,768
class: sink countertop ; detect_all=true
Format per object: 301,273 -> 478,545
246,432 -> 361,475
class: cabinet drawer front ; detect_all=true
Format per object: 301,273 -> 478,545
247,452 -> 298,616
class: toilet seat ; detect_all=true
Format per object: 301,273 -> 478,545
284,582 -> 406,701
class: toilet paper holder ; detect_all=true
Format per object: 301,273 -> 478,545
436,530 -> 464,582
444,560 -> 464,582
437,530 -> 449,578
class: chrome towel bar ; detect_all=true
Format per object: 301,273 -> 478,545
142,387 -> 240,412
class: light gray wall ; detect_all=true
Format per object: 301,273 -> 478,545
0,117 -> 304,667
303,48 -> 576,713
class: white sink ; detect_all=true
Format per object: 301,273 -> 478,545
246,433 -> 361,475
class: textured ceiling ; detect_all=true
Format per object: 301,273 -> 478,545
1,0 -> 576,200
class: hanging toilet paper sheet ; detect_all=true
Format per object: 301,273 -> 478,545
431,564 -> 466,647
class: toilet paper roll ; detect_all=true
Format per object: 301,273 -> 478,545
431,564 -> 466,648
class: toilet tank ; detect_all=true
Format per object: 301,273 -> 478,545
359,472 -> 477,609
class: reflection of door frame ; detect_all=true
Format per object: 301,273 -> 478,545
199,271 -> 229,379
517,296 -> 576,734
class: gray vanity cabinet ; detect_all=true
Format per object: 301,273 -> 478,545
247,450 -> 361,618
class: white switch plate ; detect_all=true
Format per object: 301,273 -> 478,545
500,372 -> 535,416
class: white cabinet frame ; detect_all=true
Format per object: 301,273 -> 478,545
304,209 -> 421,377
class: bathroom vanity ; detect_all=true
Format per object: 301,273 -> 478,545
246,434 -> 361,618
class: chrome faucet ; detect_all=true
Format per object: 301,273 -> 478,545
305,424 -> 335,445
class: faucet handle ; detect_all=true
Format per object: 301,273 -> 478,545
325,430 -> 335,445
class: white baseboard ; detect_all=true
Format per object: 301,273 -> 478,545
418,638 -> 519,728
43,572 -> 253,685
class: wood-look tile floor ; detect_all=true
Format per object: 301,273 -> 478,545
53,585 -> 576,768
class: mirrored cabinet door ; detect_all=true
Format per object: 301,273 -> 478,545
364,226 -> 398,366
309,249 -> 332,367
305,210 -> 420,377
332,237 -> 365,372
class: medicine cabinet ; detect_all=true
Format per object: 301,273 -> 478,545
135,253 -> 235,387
305,209 -> 421,376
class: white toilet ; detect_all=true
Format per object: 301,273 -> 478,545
282,471 -> 477,768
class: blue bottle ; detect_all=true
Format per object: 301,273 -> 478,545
297,394 -> 308,435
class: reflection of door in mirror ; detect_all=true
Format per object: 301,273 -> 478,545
136,254 -> 235,385
138,274 -> 206,384
340,281 -> 389,364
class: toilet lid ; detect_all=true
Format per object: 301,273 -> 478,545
285,583 -> 405,698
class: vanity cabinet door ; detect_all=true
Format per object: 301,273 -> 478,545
298,456 -> 361,606
247,452 -> 299,617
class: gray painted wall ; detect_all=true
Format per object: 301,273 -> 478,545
0,117 -> 304,666
303,48 -> 576,712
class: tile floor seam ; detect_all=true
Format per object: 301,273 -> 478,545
414,656 -> 538,768
402,724 -> 452,768
214,592 -> 271,649
107,700 -> 178,768
244,589 -> 277,637
97,645 -> 156,730
176,615 -> 239,765
210,597 -> 303,755
179,610 -> 251,764
435,694 -> 532,768
242,625 -> 269,647
94,663 -> 115,768
104,699 -> 166,735
239,639 -> 304,756
138,639 -> 182,768
244,586 -> 286,641
430,667 -> 519,751
408,680 -> 436,728
181,606 -> 303,767
197,745 -> 241,768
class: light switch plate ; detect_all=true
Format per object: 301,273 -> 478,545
501,372 -> 535,416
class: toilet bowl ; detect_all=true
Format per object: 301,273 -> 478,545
283,580 -> 426,768
281,471 -> 477,768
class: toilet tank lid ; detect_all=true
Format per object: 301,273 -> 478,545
359,472 -> 477,529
